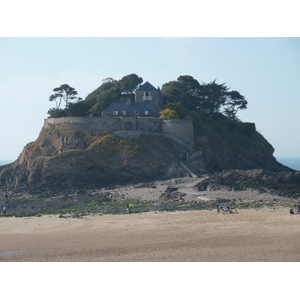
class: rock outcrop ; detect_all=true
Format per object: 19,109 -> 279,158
0,125 -> 193,190
194,169 -> 300,198
193,120 -> 290,172
0,117 -> 291,191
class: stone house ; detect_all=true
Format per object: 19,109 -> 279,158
134,81 -> 163,110
102,81 -> 163,117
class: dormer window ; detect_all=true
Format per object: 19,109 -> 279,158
123,110 -> 127,115
113,110 -> 119,115
145,110 -> 149,115
135,110 -> 140,115
143,92 -> 152,101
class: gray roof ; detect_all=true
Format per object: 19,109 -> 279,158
136,81 -> 158,92
102,101 -> 159,115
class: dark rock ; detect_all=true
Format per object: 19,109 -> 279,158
195,169 -> 300,198
0,132 -> 192,190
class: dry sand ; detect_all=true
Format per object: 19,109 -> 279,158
1,207 -> 299,262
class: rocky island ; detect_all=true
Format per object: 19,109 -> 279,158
0,75 -> 298,216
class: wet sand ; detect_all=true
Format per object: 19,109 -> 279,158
0,208 -> 299,262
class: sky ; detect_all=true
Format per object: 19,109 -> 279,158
0,1 -> 299,161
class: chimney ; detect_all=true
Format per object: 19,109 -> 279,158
127,98 -> 132,105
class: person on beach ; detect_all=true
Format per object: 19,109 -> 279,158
290,209 -> 294,215
2,205 -> 7,216
126,204 -> 131,214
297,206 -> 300,214
216,204 -> 220,213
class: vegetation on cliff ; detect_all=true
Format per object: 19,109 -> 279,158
161,75 -> 247,121
47,73 -> 247,122
48,74 -> 143,118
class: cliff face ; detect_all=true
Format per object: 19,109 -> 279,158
193,117 -> 289,172
0,117 -> 290,191
0,124 -> 193,190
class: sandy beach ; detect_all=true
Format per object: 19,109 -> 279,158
0,208 -> 299,262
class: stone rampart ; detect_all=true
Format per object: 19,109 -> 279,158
137,118 -> 162,133
44,117 -> 121,135
162,120 -> 194,147
44,117 -> 194,147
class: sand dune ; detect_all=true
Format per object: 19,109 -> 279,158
0,208 -> 299,262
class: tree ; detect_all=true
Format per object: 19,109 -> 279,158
160,109 -> 179,120
117,74 -> 143,94
161,75 -> 201,110
161,76 -> 248,120
84,74 -> 143,116
163,101 -> 185,119
89,89 -> 120,116
102,77 -> 117,84
177,75 -> 202,110
177,75 -> 201,97
66,101 -> 90,117
49,84 -> 81,109
161,80 -> 186,104
223,90 -> 248,121
197,80 -> 229,114
84,79 -> 119,116
47,108 -> 67,118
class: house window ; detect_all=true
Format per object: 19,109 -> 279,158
123,110 -> 127,115
113,110 -> 119,115
145,110 -> 149,115
135,110 -> 140,115
143,92 -> 152,101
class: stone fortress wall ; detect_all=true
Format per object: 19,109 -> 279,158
44,117 -> 194,148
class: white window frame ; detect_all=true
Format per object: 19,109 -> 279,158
143,92 -> 152,101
